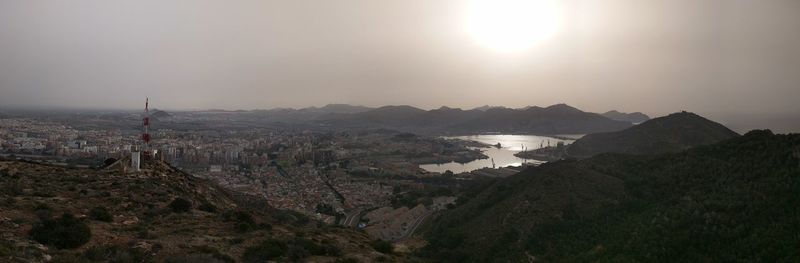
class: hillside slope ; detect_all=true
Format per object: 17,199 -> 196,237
421,130 -> 800,262
601,110 -> 650,124
0,160 -> 394,262
566,111 -> 739,157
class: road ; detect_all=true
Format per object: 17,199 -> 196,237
342,208 -> 364,227
400,210 -> 434,240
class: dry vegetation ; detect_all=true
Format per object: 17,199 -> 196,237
0,160 -> 399,262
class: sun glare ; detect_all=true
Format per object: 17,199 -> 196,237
465,0 -> 559,52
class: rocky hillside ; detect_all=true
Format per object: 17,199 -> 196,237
0,159 -> 396,262
421,130 -> 800,262
566,111 -> 739,157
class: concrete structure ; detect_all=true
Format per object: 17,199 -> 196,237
131,151 -> 141,172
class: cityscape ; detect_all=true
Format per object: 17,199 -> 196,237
2,0 -> 799,262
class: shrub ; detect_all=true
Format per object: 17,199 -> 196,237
223,211 -> 259,233
88,207 -> 113,222
30,213 -> 91,249
169,198 -> 192,213
33,203 -> 53,221
236,222 -> 253,233
198,202 -> 217,213
191,245 -> 235,263
242,239 -> 288,263
83,244 -> 148,262
293,238 -> 341,257
2,181 -> 24,196
371,240 -> 393,254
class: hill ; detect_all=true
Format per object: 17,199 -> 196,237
0,159 -> 395,262
565,111 -> 739,157
150,109 -> 171,119
448,104 -> 631,134
601,110 -> 650,123
326,104 -> 632,135
420,130 -> 800,262
312,104 -> 374,114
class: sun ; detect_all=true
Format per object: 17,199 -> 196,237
465,0 -> 560,52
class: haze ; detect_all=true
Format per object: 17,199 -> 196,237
1,0 -> 799,118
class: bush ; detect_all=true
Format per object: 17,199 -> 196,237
242,239 -> 288,263
169,198 -> 192,213
83,244 -> 148,262
198,202 -> 217,213
371,240 -> 393,254
30,213 -> 91,249
223,211 -> 261,233
88,207 -> 113,222
291,238 -> 341,257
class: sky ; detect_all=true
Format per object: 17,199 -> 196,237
1,0 -> 799,117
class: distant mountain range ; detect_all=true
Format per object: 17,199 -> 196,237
321,103 -> 633,135
240,103 -> 635,134
150,109 -> 171,119
421,130 -> 800,262
601,110 -> 650,123
566,111 -> 739,157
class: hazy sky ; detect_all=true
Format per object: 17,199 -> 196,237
1,0 -> 799,116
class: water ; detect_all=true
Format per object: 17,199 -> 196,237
419,134 -> 576,174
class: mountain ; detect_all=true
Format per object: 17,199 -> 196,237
602,110 -> 650,123
0,159 -> 394,262
421,130 -> 800,262
445,104 -> 631,134
304,104 -> 374,114
247,104 -> 373,123
326,104 -> 632,135
566,111 -> 739,157
471,105 -> 506,111
354,105 -> 428,121
150,109 -> 171,119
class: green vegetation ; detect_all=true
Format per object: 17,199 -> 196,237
422,131 -> 800,262
370,240 -> 393,254
168,197 -> 191,213
390,185 -> 453,208
242,237 -> 343,262
82,244 -> 149,262
88,206 -> 113,222
30,213 -> 92,249
222,210 -> 272,233
242,239 -> 287,263
198,201 -> 217,213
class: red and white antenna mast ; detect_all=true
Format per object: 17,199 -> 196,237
142,97 -> 151,158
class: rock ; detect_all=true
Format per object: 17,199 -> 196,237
122,216 -> 139,225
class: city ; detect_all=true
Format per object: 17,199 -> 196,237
2,0 -> 799,262
0,106 -> 508,244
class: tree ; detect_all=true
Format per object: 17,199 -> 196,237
88,207 -> 113,222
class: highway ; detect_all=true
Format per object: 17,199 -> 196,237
342,208 -> 364,227
399,210 -> 434,240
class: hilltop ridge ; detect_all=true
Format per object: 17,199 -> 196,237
0,159 -> 396,262
602,110 -> 650,123
421,130 -> 800,262
566,111 -> 739,157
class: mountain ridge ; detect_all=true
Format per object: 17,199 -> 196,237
566,111 -> 739,157
602,110 -> 650,123
421,130 -> 800,262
